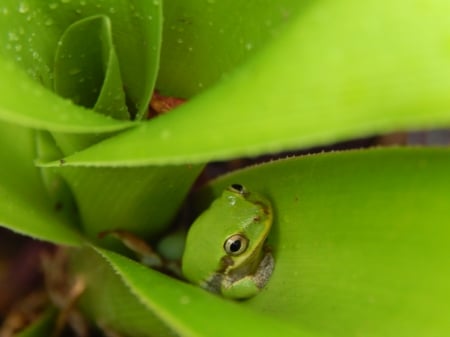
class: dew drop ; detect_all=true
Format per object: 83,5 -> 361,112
161,129 -> 171,139
227,196 -> 236,206
69,68 -> 81,75
18,2 -> 29,14
8,32 -> 19,41
180,295 -> 191,305
27,68 -> 37,77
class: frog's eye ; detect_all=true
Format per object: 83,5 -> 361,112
224,234 -> 249,255
229,183 -> 247,195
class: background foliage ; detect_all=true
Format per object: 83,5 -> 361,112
0,0 -> 449,336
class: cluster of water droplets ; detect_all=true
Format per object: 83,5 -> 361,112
1,3 -> 54,82
1,0 -> 162,115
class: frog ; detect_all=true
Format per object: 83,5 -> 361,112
101,184 -> 274,300
182,183 -> 274,299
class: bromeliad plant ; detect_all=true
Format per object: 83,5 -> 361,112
1,0 -> 450,336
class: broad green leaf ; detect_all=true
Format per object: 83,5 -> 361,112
0,121 -> 81,246
34,132 -> 184,248
157,0 -> 311,97
196,147 -> 450,337
56,164 -> 203,244
72,246 -> 305,337
71,147 -> 450,337
54,0 -> 450,166
0,58 -> 133,133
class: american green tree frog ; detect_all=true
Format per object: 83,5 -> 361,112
101,184 -> 274,300
182,184 -> 274,299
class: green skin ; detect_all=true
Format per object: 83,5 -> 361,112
182,185 -> 274,300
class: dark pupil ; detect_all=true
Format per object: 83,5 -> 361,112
229,239 -> 241,253
231,183 -> 243,192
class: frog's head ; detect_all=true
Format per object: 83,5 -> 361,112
182,184 -> 273,287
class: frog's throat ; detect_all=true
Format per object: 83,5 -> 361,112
202,251 -> 274,295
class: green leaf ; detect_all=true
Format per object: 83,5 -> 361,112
0,0 -> 162,127
51,14 -> 129,155
195,147 -> 450,337
72,246 -> 304,337
35,131 -> 78,219
70,246 -> 180,337
0,58 -> 133,133
157,0 -> 311,97
0,121 -> 81,246
55,0 -> 450,166
69,148 -> 450,336
53,15 -> 129,120
55,164 -> 203,244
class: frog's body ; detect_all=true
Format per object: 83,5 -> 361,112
182,184 -> 274,299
